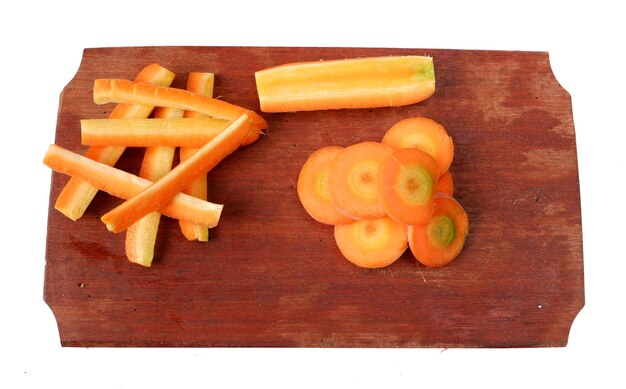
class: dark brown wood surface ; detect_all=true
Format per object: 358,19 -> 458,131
44,46 -> 584,347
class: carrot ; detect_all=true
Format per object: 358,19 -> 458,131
381,117 -> 454,176
377,148 -> 439,225
334,216 -> 408,268
435,170 -> 454,196
80,117 -> 231,147
93,78 -> 267,140
43,144 -> 223,227
255,55 -> 435,112
407,193 -> 469,268
297,146 -> 354,225
328,142 -> 393,220
101,114 -> 252,233
179,72 -> 215,242
54,64 -> 175,221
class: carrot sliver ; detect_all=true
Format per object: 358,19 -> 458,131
334,216 -> 408,268
328,142 -> 393,220
54,64 -> 175,221
80,117 -> 231,147
435,170 -> 454,197
255,56 -> 435,112
93,78 -> 267,133
408,193 -> 469,268
297,146 -> 353,225
378,148 -> 439,225
101,114 -> 252,233
381,117 -> 454,176
44,144 -> 223,227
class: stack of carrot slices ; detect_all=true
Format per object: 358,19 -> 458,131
297,117 -> 469,269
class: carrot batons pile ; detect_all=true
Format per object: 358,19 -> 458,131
297,117 -> 469,269
44,64 -> 265,267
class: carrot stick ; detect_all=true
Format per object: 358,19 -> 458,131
179,72 -> 214,242
93,78 -> 267,135
44,144 -> 223,227
80,117 -> 231,147
101,114 -> 252,233
54,64 -> 175,220
125,104 -> 182,267
255,55 -> 435,112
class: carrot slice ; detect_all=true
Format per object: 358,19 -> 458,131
435,170 -> 454,196
381,117 -> 454,176
43,144 -> 223,227
297,146 -> 353,225
179,72 -> 215,242
328,142 -> 393,220
378,148 -> 439,225
255,55 -> 435,112
407,193 -> 469,268
80,117 -> 231,147
54,64 -> 175,221
101,114 -> 252,233
93,78 -> 267,136
334,216 -> 408,268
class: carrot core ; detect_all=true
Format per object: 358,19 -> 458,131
427,216 -> 455,248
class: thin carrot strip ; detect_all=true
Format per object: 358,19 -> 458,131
80,117 -> 231,147
54,64 -> 175,221
125,105 -> 182,267
44,144 -> 223,227
93,78 -> 267,134
101,114 -> 252,233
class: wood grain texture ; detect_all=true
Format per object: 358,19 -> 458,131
44,47 -> 584,347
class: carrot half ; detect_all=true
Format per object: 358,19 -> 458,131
43,144 -> 223,227
407,193 -> 469,268
54,64 -> 175,221
255,55 -> 435,112
80,117 -> 231,147
93,78 -> 267,139
101,114 -> 252,233
179,72 -> 215,242
297,146 -> 353,225
334,216 -> 408,268
381,117 -> 454,176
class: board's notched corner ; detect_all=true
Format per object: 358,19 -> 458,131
544,52 -> 574,102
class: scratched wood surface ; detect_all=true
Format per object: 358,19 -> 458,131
44,47 -> 584,347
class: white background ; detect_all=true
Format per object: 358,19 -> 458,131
1,1 -> 624,387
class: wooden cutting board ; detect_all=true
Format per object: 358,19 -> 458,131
44,46 -> 584,347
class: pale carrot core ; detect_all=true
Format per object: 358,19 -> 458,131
348,161 -> 379,199
427,216 -> 456,248
396,165 -> 433,205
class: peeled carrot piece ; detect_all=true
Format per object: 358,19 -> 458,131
328,142 -> 393,220
101,114 -> 252,233
334,216 -> 408,268
255,55 -> 435,112
55,64 -> 175,221
435,170 -> 454,197
381,117 -> 454,176
297,146 -> 353,225
43,144 -> 223,227
378,148 -> 439,225
80,117 -> 231,147
93,78 -> 267,139
408,193 -> 469,268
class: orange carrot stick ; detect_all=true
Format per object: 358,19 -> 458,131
101,114 -> 252,233
44,144 -> 223,227
80,117 -> 231,147
125,105 -> 182,267
55,64 -> 175,220
255,55 -> 435,112
93,78 -> 267,136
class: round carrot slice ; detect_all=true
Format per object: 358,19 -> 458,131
297,146 -> 353,225
328,142 -> 393,220
377,148 -> 439,225
382,117 -> 454,176
435,170 -> 454,196
334,216 -> 408,268
408,193 -> 469,268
